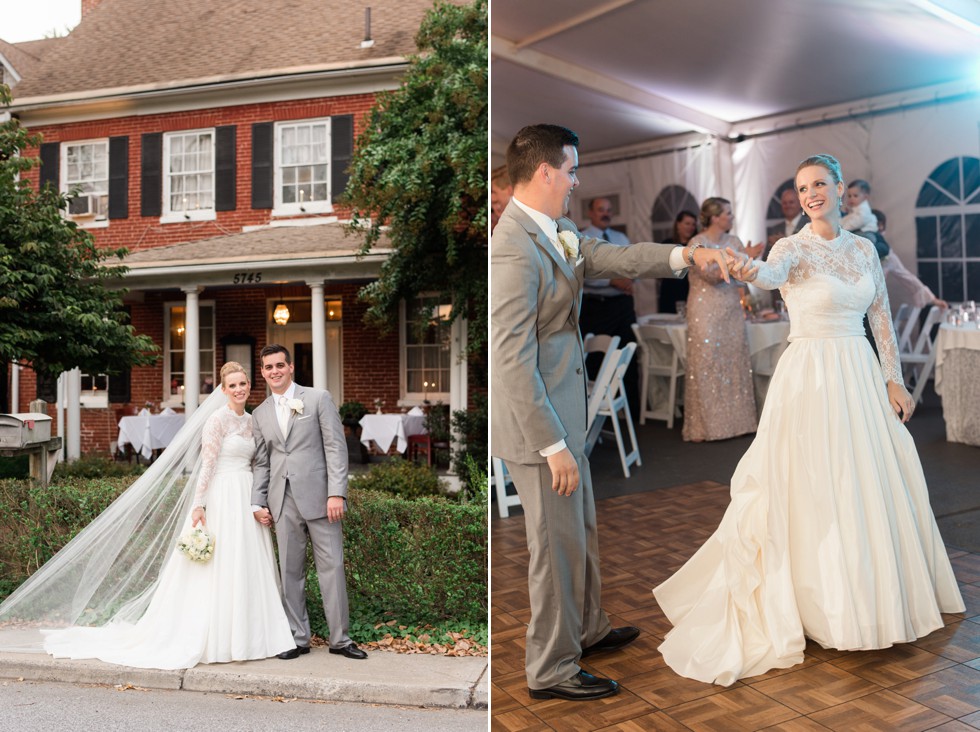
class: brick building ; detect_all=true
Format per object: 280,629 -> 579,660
1,0 -> 473,456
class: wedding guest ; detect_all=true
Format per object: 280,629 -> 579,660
491,165 -> 514,232
491,123 -> 731,702
764,188 -> 809,260
579,196 -> 640,416
841,179 -> 878,235
874,209 -> 947,318
682,197 -> 758,443
653,210 -> 698,315
654,153 -> 964,686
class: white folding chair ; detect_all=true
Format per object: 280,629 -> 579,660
491,457 -> 522,518
582,333 -> 620,396
900,305 -> 944,403
631,322 -> 684,428
895,304 -> 922,355
584,346 -> 622,458
593,343 -> 642,478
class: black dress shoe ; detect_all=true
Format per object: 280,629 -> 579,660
277,645 -> 311,660
328,642 -> 367,660
528,671 -> 619,701
581,626 -> 640,658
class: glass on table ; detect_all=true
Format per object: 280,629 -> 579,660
676,301 -> 687,318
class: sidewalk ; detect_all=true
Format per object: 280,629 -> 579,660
0,648 -> 488,709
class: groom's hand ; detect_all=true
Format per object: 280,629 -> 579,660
547,448 -> 580,496
326,496 -> 345,523
253,507 -> 273,526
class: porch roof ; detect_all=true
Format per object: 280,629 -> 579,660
115,222 -> 392,290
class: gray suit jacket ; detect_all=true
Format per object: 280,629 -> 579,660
252,384 -> 348,521
490,201 -> 682,465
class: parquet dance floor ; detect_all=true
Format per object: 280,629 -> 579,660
491,482 -> 980,731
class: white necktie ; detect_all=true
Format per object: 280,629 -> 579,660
278,396 -> 290,438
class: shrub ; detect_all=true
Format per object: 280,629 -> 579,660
451,392 -> 487,490
52,454 -> 147,480
348,458 -> 446,500
0,456 -> 29,480
338,400 -> 368,426
305,488 -> 487,642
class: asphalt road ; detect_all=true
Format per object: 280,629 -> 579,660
0,678 -> 489,732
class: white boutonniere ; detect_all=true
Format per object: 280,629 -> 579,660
557,230 -> 580,262
287,398 -> 304,415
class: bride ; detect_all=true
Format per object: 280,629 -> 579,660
653,154 -> 965,686
0,362 -> 294,669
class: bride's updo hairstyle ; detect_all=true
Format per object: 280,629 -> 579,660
699,197 -> 730,229
220,361 -> 248,386
796,154 -> 843,186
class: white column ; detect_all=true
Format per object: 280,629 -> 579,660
448,316 -> 468,472
183,286 -> 202,417
10,363 -> 19,412
65,368 -> 81,461
308,280 -> 327,390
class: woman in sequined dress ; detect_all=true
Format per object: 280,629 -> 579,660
682,197 -> 758,442
653,155 -> 964,686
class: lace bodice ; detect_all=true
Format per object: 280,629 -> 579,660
192,406 -> 255,508
752,225 -> 901,384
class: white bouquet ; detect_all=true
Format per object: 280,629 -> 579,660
176,526 -> 215,563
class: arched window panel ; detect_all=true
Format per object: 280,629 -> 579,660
649,185 -> 699,242
766,179 -> 796,222
915,217 -> 938,259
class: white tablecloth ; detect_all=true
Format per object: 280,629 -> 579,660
117,413 -> 185,459
358,413 -> 427,454
934,323 -> 980,446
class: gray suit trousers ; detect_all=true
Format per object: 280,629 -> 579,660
277,483 -> 351,649
503,455 -> 612,689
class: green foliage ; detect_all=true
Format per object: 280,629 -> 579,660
0,84 -> 158,378
348,458 -> 446,500
0,456 -> 29,480
338,400 -> 368,425
306,488 -> 487,642
0,476 -> 129,582
343,0 -> 488,356
52,454 -> 147,480
451,392 -> 487,482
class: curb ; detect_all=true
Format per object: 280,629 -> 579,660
0,651 -> 488,710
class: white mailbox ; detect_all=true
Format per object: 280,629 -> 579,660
0,413 -> 53,449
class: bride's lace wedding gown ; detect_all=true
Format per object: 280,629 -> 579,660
653,226 -> 965,686
43,407 -> 294,669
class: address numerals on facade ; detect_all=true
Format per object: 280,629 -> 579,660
232,272 -> 263,284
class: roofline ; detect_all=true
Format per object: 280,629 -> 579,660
112,251 -> 392,290
8,57 -> 409,119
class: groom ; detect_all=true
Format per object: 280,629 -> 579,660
252,343 -> 366,660
491,124 -> 730,700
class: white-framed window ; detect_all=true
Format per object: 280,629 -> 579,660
61,139 -> 109,228
164,301 -> 216,404
400,295 -> 452,404
273,118 -> 332,216
79,372 -> 109,408
162,129 -> 215,223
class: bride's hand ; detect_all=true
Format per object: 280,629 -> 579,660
191,507 -> 207,527
887,381 -> 914,423
725,247 -> 759,282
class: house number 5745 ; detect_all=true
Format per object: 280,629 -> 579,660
232,272 -> 263,284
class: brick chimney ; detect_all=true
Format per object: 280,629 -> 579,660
82,0 -> 107,18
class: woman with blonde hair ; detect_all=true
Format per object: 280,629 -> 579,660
0,362 -> 294,668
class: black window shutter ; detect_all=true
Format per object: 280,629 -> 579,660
331,115 -> 354,202
108,370 -> 131,404
39,142 -> 60,191
215,125 -> 236,211
251,122 -> 273,209
140,132 -> 163,217
36,373 -> 57,404
108,136 -> 129,219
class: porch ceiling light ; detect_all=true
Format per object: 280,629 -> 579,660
273,302 -> 291,326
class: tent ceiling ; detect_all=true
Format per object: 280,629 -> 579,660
491,0 -> 980,158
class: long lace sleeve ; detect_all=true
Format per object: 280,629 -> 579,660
865,244 -> 903,384
752,238 -> 797,291
192,411 -> 224,508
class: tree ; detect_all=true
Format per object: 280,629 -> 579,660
343,0 -> 487,355
0,85 -> 157,379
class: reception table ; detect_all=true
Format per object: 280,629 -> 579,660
117,412 -> 185,460
934,323 -> 980,446
637,313 -> 792,411
359,412 -> 427,454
